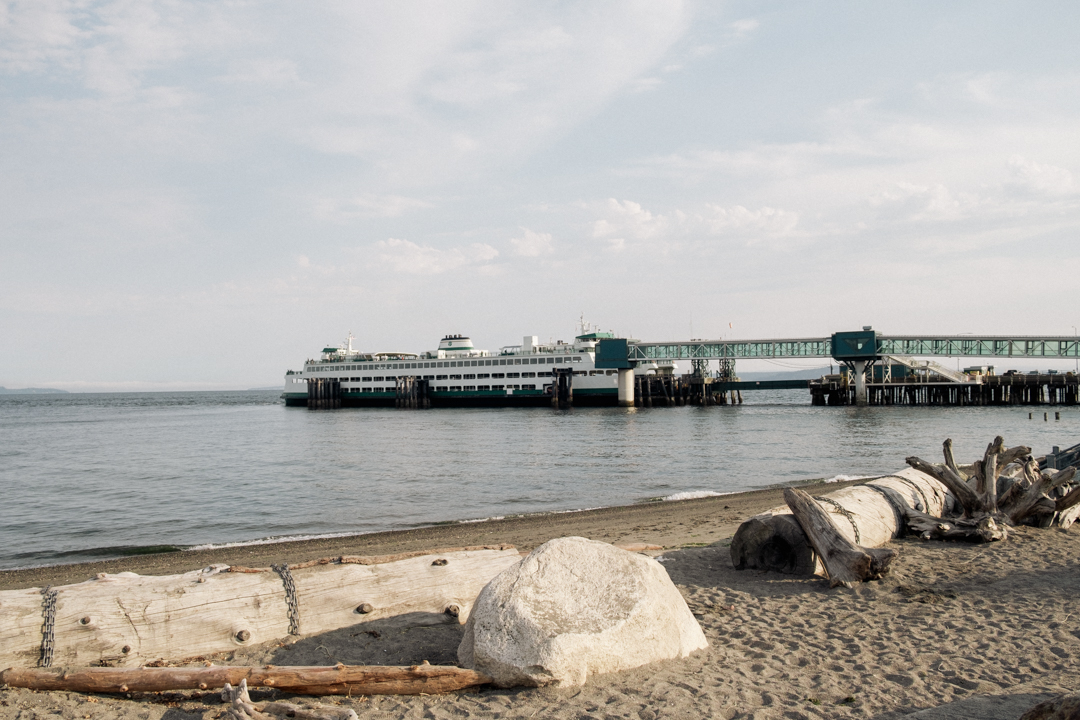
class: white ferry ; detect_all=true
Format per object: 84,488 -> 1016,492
282,323 -> 677,408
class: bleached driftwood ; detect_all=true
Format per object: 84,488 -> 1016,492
905,437 -> 1078,541
0,546 -> 521,669
223,678 -> 358,719
783,488 -> 896,588
730,467 -> 952,575
0,662 -> 492,697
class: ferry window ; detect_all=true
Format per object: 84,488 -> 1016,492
492,384 -> 504,390
522,372 -> 535,378
449,386 -> 462,391
477,373 -> 490,379
472,361 -> 479,366
555,357 -> 563,363
536,370 -> 550,377
436,375 -> 448,380
423,375 -> 435,380
573,357 -> 581,362
478,385 -> 490,390
373,377 -> 383,381
492,373 -> 505,379
521,384 -> 535,389
450,374 -> 462,380
464,374 -> 476,380
530,358 -> 537,364
362,377 -> 372,382
589,371 -> 597,376
507,372 -> 520,378
499,359 -> 507,365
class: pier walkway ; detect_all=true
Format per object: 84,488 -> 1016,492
597,328 -> 1079,407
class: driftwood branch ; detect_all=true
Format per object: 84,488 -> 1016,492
783,488 -> 896,588
904,508 -> 1006,543
223,678 -> 358,720
0,663 -> 493,696
905,456 -> 982,515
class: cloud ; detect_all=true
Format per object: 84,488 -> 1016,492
509,229 -> 554,257
590,198 -> 799,249
374,238 -> 499,275
1006,155 -> 1076,197
727,18 -> 759,40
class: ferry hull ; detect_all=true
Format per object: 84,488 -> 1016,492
283,388 -> 619,408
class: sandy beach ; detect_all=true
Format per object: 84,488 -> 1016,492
2,478 -> 1078,719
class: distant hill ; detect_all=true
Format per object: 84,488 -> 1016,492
737,367 -> 832,382
0,386 -> 69,394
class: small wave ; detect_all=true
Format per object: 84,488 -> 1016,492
661,490 -> 731,502
186,531 -> 370,553
824,474 -> 875,483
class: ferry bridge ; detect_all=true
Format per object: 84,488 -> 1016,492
596,328 -> 1080,407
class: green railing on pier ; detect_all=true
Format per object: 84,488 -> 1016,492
623,334 -> 1080,362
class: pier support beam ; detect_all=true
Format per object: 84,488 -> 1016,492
617,369 -> 635,407
854,360 -> 868,406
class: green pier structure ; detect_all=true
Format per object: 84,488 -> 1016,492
596,328 -> 1080,407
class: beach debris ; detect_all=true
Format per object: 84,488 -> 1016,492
0,546 -> 520,670
732,436 -> 1080,578
1019,690 -> 1080,720
783,488 -> 897,588
731,467 -> 951,575
458,536 -> 707,688
222,678 -> 359,719
0,662 -> 492,697
905,437 -> 1078,542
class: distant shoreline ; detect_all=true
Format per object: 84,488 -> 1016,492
0,386 -> 69,394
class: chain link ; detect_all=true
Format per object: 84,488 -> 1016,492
39,586 -> 58,668
814,496 -> 861,544
870,474 -> 933,513
272,564 -> 301,635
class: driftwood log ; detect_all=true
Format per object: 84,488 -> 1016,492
0,546 -> 521,669
905,437 -> 1079,542
0,662 -> 492,697
731,467 -> 951,575
783,488 -> 897,588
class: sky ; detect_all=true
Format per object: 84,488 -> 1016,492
2,1 -> 1079,391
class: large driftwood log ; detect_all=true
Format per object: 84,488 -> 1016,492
0,546 -> 521,670
905,437 -> 1079,542
783,488 -> 896,588
0,663 -> 492,696
731,467 -> 951,575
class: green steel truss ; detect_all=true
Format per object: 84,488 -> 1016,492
627,336 -> 1080,361
877,336 -> 1080,359
629,338 -> 832,361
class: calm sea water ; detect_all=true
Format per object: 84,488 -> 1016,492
0,390 -> 1076,570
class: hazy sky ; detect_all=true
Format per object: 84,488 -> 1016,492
2,1 -> 1079,390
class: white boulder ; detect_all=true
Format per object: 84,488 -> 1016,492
458,536 -> 708,687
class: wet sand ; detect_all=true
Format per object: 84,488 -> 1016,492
3,478 -> 1079,719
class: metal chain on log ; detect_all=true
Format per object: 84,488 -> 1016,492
886,473 -> 933,512
39,586 -> 58,668
814,496 -> 861,544
860,483 -> 905,528
272,564 -> 301,636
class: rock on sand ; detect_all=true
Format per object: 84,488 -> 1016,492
458,536 -> 708,687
